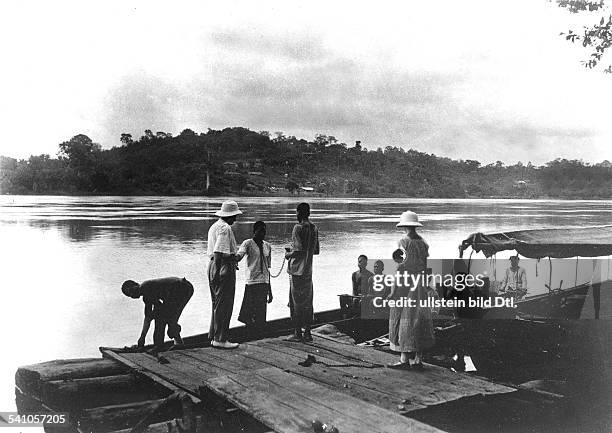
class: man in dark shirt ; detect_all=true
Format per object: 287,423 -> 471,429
122,277 -> 194,352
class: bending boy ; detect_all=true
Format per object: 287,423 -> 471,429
122,277 -> 194,352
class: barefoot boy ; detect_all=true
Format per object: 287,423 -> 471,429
352,254 -> 374,297
236,221 -> 273,338
121,277 -> 194,352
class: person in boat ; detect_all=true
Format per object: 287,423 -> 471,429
368,259 -> 392,298
352,254 -> 374,297
364,260 -> 391,319
285,202 -> 320,342
207,200 -> 242,349
387,211 -> 435,370
368,259 -> 386,296
236,220 -> 273,339
121,277 -> 194,353
500,255 -> 528,300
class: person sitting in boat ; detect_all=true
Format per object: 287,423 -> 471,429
121,277 -> 194,353
363,260 -> 391,319
367,260 -> 389,297
500,255 -> 528,300
236,221 -> 273,339
352,254 -> 374,297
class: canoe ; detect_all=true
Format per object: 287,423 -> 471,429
457,225 -> 612,320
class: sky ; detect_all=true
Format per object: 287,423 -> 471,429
0,0 -> 611,164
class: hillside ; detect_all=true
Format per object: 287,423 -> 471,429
1,127 -> 611,198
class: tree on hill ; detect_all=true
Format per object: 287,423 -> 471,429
58,134 -> 102,191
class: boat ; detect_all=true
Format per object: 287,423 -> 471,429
457,225 -> 612,320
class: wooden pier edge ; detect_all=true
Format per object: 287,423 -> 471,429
100,349 -> 200,404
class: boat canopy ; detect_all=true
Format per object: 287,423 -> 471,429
459,225 -> 612,259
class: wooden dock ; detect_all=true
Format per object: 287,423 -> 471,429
102,334 -> 517,433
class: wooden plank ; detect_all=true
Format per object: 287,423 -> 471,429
16,358 -> 127,395
101,350 -> 200,403
171,349 -> 268,375
203,343 -> 417,411
257,339 -> 379,368
253,340 -> 489,408
162,351 -> 240,377
241,343 -> 443,407
41,374 -> 162,409
305,337 -> 515,395
205,367 -> 445,433
179,347 -> 271,372
102,336 -> 513,423
78,398 -> 179,433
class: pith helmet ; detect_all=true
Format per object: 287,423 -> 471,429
215,200 -> 243,217
396,210 -> 423,227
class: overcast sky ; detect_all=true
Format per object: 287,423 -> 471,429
0,0 -> 610,164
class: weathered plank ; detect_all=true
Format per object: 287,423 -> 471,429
112,417 -> 275,433
162,351 -> 240,377
16,358 -> 127,395
104,336 -> 513,418
180,347 -> 270,372
78,397 -> 180,433
101,350 -> 201,402
257,339 -> 380,368
253,340 -> 496,408
205,367 -> 445,433
201,343 -> 418,411
305,337 -> 515,395
41,374 -> 163,410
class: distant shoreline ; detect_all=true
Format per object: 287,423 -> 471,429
3,192 -> 611,201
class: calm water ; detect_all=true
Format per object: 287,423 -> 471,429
1,195 -> 611,410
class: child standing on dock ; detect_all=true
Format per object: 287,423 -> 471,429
121,277 -> 194,353
236,221 -> 273,339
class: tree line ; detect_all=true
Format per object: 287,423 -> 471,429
1,127 -> 611,198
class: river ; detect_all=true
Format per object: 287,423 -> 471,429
1,195 -> 611,410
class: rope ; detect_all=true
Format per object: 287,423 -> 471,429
269,257 -> 287,278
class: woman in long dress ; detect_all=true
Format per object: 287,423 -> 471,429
387,210 -> 435,370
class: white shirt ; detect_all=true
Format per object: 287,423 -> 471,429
502,266 -> 527,292
237,239 -> 272,284
207,218 -> 237,259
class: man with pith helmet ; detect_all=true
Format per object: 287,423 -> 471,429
207,200 -> 242,349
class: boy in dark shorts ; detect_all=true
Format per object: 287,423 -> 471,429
121,277 -> 194,352
236,221 -> 273,339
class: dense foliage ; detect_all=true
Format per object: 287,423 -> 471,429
556,0 -> 612,71
1,128 -> 611,198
